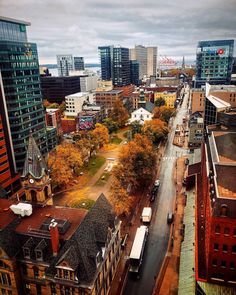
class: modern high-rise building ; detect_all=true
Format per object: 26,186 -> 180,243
147,46 -> 157,78
98,45 -> 113,81
98,46 -> 130,86
130,45 -> 157,79
74,56 -> 84,70
0,16 -> 49,172
57,54 -> 74,76
113,47 -> 130,86
195,40 -> 234,88
130,60 -> 140,85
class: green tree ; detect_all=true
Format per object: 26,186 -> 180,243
131,120 -> 142,136
48,103 -> 60,109
59,102 -> 66,113
155,97 -> 166,107
103,118 -> 119,134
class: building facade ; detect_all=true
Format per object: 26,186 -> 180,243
195,40 -> 234,88
73,56 -> 84,71
57,55 -> 74,77
95,90 -> 123,110
147,47 -> 157,78
113,47 -> 130,86
129,107 -> 153,124
98,46 -> 113,81
154,92 -> 177,108
0,16 -> 48,171
65,92 -> 95,114
188,112 -> 204,148
130,60 -> 140,86
41,76 -> 81,104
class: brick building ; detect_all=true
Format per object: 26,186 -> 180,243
187,124 -> 236,287
0,135 -> 122,295
95,90 -> 123,110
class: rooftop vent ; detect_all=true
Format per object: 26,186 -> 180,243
10,203 -> 32,217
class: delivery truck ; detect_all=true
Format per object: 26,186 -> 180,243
141,207 -> 152,223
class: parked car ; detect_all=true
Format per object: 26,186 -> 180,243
154,179 -> 160,187
167,212 -> 174,224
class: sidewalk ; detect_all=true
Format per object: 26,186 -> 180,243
153,156 -> 187,295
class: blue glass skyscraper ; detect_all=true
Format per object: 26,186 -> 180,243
195,40 -> 234,88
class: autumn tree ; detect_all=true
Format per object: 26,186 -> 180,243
59,102 -> 66,113
112,134 -> 156,189
109,177 -> 132,216
47,103 -> 60,109
48,143 -> 83,188
142,119 -> 168,143
155,97 -> 166,107
90,123 -> 109,148
109,99 -> 129,127
153,106 -> 175,123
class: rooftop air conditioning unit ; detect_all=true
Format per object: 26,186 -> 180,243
10,203 -> 32,217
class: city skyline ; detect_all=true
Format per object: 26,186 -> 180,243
1,0 -> 236,64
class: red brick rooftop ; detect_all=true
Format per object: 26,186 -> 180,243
0,199 -> 17,229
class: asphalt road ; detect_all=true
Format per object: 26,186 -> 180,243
123,85 -> 190,295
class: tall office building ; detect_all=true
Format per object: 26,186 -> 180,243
74,56 -> 84,70
98,46 -> 130,86
98,46 -> 113,80
57,54 -> 74,76
130,60 -> 140,85
113,47 -> 130,86
147,46 -> 157,78
130,45 -> 157,79
0,16 -> 50,172
195,40 -> 234,88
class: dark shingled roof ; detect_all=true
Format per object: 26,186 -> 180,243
47,193 -> 118,286
145,101 -> 155,113
21,133 -> 48,179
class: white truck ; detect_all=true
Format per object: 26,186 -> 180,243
141,207 -> 152,223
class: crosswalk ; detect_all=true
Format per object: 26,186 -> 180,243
162,156 -> 176,161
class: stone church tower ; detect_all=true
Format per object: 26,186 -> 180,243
21,133 -> 53,206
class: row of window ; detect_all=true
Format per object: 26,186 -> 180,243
0,272 -> 11,286
212,259 -> 235,269
214,243 -> 236,253
215,225 -> 236,236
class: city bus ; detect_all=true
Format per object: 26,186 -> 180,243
129,225 -> 148,274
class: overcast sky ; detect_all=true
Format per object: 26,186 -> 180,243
1,0 -> 236,64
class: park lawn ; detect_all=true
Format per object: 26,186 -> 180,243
81,156 -> 106,177
110,136 -> 122,145
95,172 -> 111,186
70,198 -> 95,210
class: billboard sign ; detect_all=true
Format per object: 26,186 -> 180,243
202,46 -> 229,57
79,116 -> 94,130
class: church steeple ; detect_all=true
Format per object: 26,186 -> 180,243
21,133 -> 53,206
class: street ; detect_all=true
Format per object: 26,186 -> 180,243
123,85 -> 190,295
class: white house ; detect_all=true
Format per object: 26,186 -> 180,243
129,107 -> 153,124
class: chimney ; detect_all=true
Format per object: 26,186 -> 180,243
49,219 -> 59,256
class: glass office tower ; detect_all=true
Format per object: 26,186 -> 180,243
0,16 -> 49,171
196,40 -> 234,88
130,60 -> 140,86
113,47 -> 130,86
98,46 -> 113,81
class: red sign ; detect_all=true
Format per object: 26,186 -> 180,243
217,48 -> 224,55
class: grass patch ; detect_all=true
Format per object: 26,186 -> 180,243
81,156 -> 106,176
110,136 -> 122,145
95,172 -> 111,186
70,198 -> 95,210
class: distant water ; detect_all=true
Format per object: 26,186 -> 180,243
49,67 -> 100,77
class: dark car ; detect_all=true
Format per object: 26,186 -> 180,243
150,186 -> 158,202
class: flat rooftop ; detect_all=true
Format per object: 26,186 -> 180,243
215,165 -> 236,199
0,16 -> 30,26
214,131 -> 236,163
95,90 -> 123,94
65,92 -> 90,98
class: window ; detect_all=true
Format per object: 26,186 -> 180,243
35,251 -> 42,261
212,259 -> 217,266
230,262 -> 235,269
215,225 -> 220,234
220,205 -> 228,217
234,228 -> 236,236
0,261 -> 10,270
222,244 -> 228,252
224,227 -> 230,235
232,245 -> 236,253
33,267 -> 39,279
23,248 -> 30,259
0,272 -> 11,286
214,243 -> 219,251
221,260 -> 226,268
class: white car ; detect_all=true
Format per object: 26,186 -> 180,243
154,179 -> 160,187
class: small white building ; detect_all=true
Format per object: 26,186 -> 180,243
65,92 -> 95,114
129,107 -> 153,124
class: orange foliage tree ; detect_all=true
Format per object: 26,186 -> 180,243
48,143 -> 83,188
90,123 -> 109,148
142,119 -> 168,143
109,99 -> 129,127
153,106 -> 175,123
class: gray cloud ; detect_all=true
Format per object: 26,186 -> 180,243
1,0 -> 236,64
